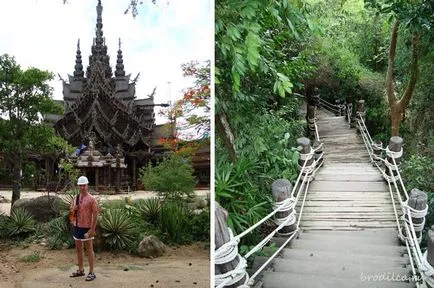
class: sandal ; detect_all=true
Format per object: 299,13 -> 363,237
70,270 -> 85,277
85,273 -> 96,281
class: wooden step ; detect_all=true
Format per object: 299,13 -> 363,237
262,271 -> 416,288
308,181 -> 388,192
281,247 -> 409,265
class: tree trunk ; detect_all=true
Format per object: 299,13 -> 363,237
215,111 -> 237,163
391,104 -> 402,136
386,20 -> 420,137
11,154 -> 22,206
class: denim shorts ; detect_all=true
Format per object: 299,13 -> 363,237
72,226 -> 90,240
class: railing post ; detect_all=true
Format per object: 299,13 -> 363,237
335,99 -> 341,116
215,202 -> 247,288
272,179 -> 296,236
353,99 -> 365,129
297,137 -> 314,182
385,136 -> 403,181
346,101 -> 353,123
357,99 -> 365,120
371,140 -> 383,166
351,100 -> 364,128
400,189 -> 428,244
307,105 -> 316,140
312,92 -> 320,109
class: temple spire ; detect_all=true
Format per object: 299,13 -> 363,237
87,0 -> 112,78
115,38 -> 126,77
74,39 -> 84,78
95,0 -> 104,47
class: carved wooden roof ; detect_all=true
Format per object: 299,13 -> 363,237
54,0 -> 154,154
55,61 -> 152,151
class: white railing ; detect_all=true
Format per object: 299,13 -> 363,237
356,113 -> 430,288
346,103 -> 353,128
318,97 -> 344,116
215,136 -> 324,287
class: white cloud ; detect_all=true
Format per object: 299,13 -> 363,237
0,0 -> 211,124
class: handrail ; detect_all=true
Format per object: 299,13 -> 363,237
346,103 -> 352,127
356,112 -> 428,288
314,121 -> 320,143
215,118 -> 325,288
319,98 -> 341,114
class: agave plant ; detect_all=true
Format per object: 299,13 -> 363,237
47,216 -> 73,249
7,208 -> 36,237
99,209 -> 137,251
133,197 -> 161,225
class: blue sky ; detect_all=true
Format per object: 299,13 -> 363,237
0,0 -> 211,124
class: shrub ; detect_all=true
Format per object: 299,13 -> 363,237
47,215 -> 73,249
6,208 -> 36,238
133,197 -> 161,226
140,154 -> 196,200
158,201 -> 192,244
401,155 -> 434,195
215,157 -> 271,243
189,208 -> 210,242
99,209 -> 137,251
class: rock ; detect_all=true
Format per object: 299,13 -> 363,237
137,235 -> 166,258
40,242 -> 46,246
12,195 -> 64,222
196,198 -> 208,209
0,195 -> 9,203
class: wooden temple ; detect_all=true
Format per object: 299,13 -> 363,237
53,0 -> 161,190
29,0 -> 211,192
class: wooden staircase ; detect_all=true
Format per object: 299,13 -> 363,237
261,108 -> 414,288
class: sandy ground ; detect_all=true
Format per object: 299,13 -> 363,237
0,189 -> 210,216
0,242 -> 210,288
0,189 -> 211,287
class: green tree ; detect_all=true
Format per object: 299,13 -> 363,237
215,0 -> 316,162
0,54 -> 63,205
159,60 -> 210,140
366,0 -> 434,136
140,154 -> 196,200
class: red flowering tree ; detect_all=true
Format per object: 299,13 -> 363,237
158,60 -> 210,158
178,60 -> 210,138
160,60 -> 210,140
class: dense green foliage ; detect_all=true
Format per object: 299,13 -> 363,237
140,154 -> 196,200
216,0 -> 434,247
0,54 -> 68,204
47,215 -> 74,249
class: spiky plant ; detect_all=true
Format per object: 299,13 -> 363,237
133,197 -> 161,225
47,216 -> 73,249
7,208 -> 36,237
99,209 -> 137,251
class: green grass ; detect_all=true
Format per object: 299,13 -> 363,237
19,251 -> 42,262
